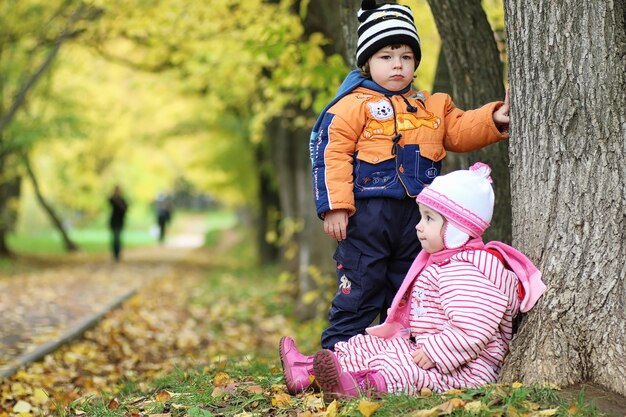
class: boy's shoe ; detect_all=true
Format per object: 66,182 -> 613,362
279,336 -> 316,394
313,349 -> 388,400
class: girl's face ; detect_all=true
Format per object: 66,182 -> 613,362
416,204 -> 445,253
368,44 -> 416,91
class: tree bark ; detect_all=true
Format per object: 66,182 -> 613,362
253,142 -> 281,265
500,0 -> 626,395
0,153 -> 20,257
266,0 -> 346,320
427,0 -> 511,243
23,155 -> 79,252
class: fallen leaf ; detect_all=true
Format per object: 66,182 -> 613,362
11,383 -> 28,396
534,409 -> 558,416
507,405 -> 521,417
444,389 -> 464,395
155,390 -> 172,402
408,406 -> 439,417
438,398 -> 465,414
272,393 -> 292,407
213,372 -> 232,387
326,399 -> 339,417
464,400 -> 487,413
358,399 -> 381,417
420,387 -> 433,397
245,385 -> 264,395
12,401 -> 32,413
512,381 -> 523,389
568,404 -> 577,415
297,412 -> 313,417
107,398 -> 120,410
303,393 -> 324,410
31,388 -> 49,405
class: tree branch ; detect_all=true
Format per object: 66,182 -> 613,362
0,4 -> 87,135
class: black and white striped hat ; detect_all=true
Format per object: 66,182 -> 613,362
356,0 -> 421,68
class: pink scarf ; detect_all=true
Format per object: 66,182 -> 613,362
366,238 -> 546,339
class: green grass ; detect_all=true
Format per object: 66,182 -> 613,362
5,209 -> 238,256
58,227 -> 609,417
6,228 -> 156,254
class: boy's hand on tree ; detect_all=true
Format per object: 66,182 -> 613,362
323,209 -> 349,241
493,89 -> 510,137
412,346 -> 435,370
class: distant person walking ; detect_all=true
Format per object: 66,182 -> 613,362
156,198 -> 172,244
108,185 -> 128,262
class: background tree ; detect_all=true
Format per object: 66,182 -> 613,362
499,0 -> 626,396
0,0 -> 97,255
427,0 -> 511,243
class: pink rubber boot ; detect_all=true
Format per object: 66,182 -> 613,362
313,349 -> 388,400
279,336 -> 316,394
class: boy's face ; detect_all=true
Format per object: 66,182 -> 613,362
368,44 -> 416,92
416,204 -> 445,253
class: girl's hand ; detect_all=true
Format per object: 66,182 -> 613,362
412,347 -> 435,370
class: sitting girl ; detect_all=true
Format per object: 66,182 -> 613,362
279,162 -> 546,398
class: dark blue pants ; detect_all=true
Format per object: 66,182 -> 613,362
321,197 -> 422,350
111,227 -> 123,261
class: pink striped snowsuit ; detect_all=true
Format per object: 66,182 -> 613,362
333,249 -> 521,394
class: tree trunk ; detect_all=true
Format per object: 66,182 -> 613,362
267,0 -> 346,319
338,0 -> 361,68
23,155 -> 79,252
500,0 -> 626,395
254,143 -> 280,265
427,0 -> 511,243
0,154 -> 20,257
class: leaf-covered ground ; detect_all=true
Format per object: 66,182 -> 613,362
0,225 -> 312,416
0,225 -> 624,417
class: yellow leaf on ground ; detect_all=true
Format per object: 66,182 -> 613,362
408,406 -> 439,417
568,404 -> 577,415
358,399 -> 382,417
507,405 -> 521,417
464,400 -> 487,413
420,387 -> 433,397
213,372 -> 232,387
31,388 -> 49,405
272,392 -> 292,407
512,381 -> 523,389
326,399 -> 339,417
303,393 -> 324,410
12,401 -> 32,413
534,409 -> 558,416
444,388 -> 464,395
297,412 -> 313,417
11,383 -> 28,396
439,398 -> 465,414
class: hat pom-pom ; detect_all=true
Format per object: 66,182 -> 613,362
361,0 -> 377,10
469,162 -> 493,183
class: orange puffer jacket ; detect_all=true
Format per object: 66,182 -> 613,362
311,87 -> 505,218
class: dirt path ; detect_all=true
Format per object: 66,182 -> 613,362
0,213 -> 223,378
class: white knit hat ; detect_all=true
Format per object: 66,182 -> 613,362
416,162 -> 495,249
356,0 -> 421,68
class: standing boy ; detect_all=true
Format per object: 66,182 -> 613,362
310,0 -> 510,350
